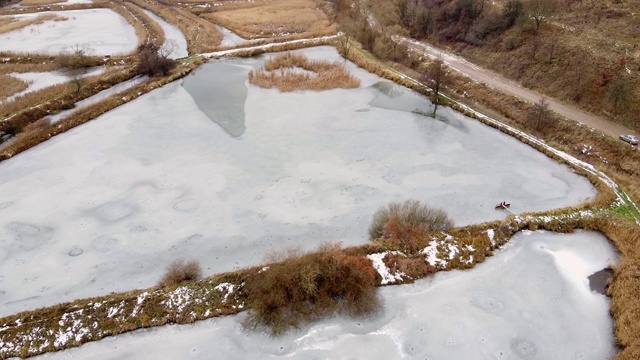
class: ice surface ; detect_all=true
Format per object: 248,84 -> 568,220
0,46 -> 595,316
34,231 -> 619,360
48,75 -> 147,123
0,9 -> 137,55
141,10 -> 188,59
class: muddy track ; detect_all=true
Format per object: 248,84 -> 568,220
400,37 -> 637,140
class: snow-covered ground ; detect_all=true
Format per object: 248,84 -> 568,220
0,46 -> 595,316
34,231 -> 619,360
141,9 -> 188,59
2,67 -> 105,104
0,9 -> 137,55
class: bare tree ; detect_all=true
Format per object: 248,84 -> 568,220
136,42 -> 176,77
55,44 -> 95,71
422,57 -> 449,117
526,0 -> 558,31
527,97 -> 553,133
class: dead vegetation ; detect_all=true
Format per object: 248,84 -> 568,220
0,74 -> 28,99
248,52 -> 360,91
17,0 -> 66,6
243,243 -> 379,335
158,259 -> 202,287
200,0 -> 336,39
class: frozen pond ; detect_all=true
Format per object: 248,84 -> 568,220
35,231 -> 619,360
0,9 -> 137,55
0,46 -> 595,316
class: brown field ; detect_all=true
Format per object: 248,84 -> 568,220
248,51 -> 360,91
0,74 -> 28,99
18,0 -> 67,6
0,13 -> 66,34
201,0 -> 336,39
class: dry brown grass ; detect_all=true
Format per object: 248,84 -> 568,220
0,74 -> 28,99
202,0 -> 336,39
0,13 -> 66,34
248,52 -> 359,91
128,0 -> 222,54
18,0 -> 66,6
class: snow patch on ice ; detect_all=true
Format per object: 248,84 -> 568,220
366,252 -> 407,285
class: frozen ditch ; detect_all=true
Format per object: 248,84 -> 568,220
34,231 -> 619,359
0,46 -> 595,317
0,9 -> 138,55
141,9 -> 188,59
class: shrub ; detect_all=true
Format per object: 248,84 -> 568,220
136,42 -> 176,77
243,243 -> 379,335
158,259 -> 202,287
369,200 -> 454,241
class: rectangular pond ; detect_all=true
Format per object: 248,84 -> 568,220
0,46 -> 596,316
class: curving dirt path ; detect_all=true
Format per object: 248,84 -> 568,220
400,37 -> 637,140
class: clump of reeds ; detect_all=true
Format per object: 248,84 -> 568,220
158,259 -> 202,288
369,200 -> 454,248
248,52 -> 360,91
243,242 -> 379,335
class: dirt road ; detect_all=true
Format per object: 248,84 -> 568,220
400,37 -> 636,140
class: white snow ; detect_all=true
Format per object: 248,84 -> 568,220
366,252 -> 406,285
33,231 -> 619,360
0,46 -> 596,317
214,282 -> 237,303
141,10 -> 188,59
0,9 -> 138,55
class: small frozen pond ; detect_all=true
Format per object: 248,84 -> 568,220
0,9 -> 137,55
34,231 -> 619,360
0,46 -> 595,316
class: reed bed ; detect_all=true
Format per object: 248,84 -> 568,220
0,2 -> 95,15
248,52 -> 359,91
0,74 -> 28,99
0,13 -> 66,34
0,61 -> 60,74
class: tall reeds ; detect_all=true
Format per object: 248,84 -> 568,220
248,52 -> 360,91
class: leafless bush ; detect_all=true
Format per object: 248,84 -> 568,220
369,200 -> 454,241
136,42 -> 176,77
158,259 -> 202,287
243,243 -> 379,335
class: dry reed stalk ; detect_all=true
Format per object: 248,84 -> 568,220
0,62 -> 60,74
248,52 -> 359,91
0,13 -> 66,34
0,74 -> 29,99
